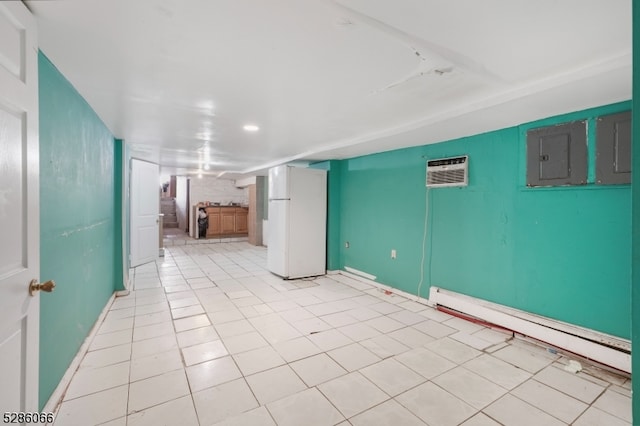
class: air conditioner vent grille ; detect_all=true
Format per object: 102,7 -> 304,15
426,155 -> 468,188
427,168 -> 466,185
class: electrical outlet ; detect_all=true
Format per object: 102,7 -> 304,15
345,241 -> 350,248
391,249 -> 397,259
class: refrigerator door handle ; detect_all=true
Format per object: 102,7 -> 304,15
269,198 -> 291,201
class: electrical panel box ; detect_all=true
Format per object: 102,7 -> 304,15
596,110 -> 631,185
526,121 -> 587,187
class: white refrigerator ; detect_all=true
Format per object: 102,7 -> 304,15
267,165 -> 327,279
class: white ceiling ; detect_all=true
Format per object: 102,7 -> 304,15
27,0 -> 631,179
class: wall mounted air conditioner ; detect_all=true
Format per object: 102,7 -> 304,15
426,155 -> 468,188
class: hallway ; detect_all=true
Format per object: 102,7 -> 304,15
52,243 -> 631,425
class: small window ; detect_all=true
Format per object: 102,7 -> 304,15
596,111 -> 631,185
526,121 -> 587,187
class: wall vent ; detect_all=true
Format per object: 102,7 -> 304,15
426,155 -> 468,188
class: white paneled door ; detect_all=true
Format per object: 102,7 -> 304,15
130,159 -> 159,267
0,1 -> 41,413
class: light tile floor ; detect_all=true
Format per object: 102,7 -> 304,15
163,227 -> 248,247
52,241 -> 632,425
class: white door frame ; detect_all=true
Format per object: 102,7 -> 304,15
0,1 -> 40,412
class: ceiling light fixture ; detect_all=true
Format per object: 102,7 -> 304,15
243,124 -> 259,132
197,172 -> 203,179
204,164 -> 210,171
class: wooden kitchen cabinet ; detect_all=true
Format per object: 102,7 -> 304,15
206,208 -> 221,237
235,208 -> 248,233
204,206 -> 249,237
220,208 -> 236,233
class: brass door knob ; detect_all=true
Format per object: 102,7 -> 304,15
29,279 -> 56,296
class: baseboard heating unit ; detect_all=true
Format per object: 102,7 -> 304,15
428,287 -> 631,374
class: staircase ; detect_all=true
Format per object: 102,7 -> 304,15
160,197 -> 179,228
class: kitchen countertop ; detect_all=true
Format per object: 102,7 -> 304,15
198,204 -> 248,208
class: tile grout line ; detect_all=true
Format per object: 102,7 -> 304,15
63,241 -> 632,426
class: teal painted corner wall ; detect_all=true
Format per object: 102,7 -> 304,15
38,51 -> 120,408
124,142 -> 131,273
334,102 -> 631,339
114,139 -> 125,291
631,1 -> 639,422
262,176 -> 269,220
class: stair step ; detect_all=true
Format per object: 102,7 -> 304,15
160,197 -> 177,222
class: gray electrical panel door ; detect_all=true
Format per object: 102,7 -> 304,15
596,111 -> 631,185
526,121 -> 587,187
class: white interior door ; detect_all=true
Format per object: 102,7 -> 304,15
0,2 -> 40,413
130,159 -> 159,267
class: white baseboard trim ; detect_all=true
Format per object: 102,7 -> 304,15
429,286 -> 631,373
337,270 -> 433,307
343,266 -> 377,281
43,292 -> 118,413
330,269 -> 630,373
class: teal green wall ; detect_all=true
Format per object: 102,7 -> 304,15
262,176 -> 269,220
631,1 -> 639,422
124,142 -> 131,271
39,52 -> 121,408
335,102 -> 631,339
114,139 -> 125,291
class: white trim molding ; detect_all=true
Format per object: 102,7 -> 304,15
429,286 -> 631,373
343,266 -> 377,281
338,270 -> 434,307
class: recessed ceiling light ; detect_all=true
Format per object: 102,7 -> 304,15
204,164 -> 210,171
243,124 -> 259,132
